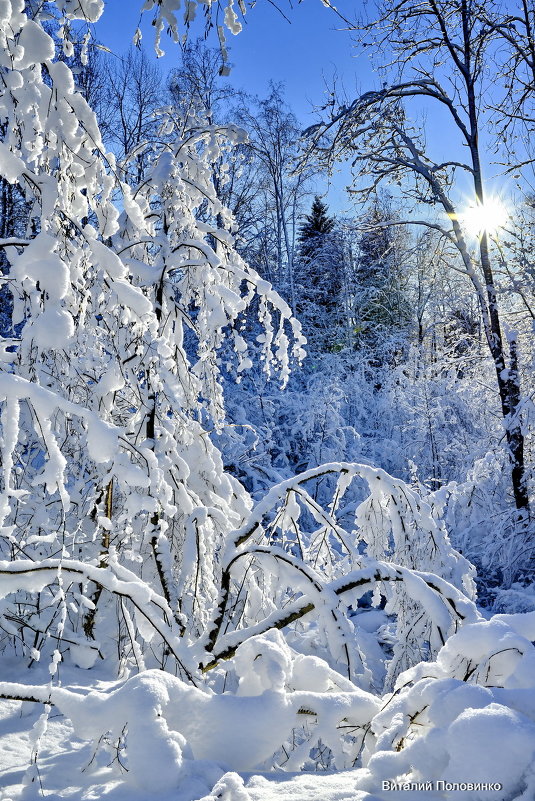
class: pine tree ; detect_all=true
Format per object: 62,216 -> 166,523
295,197 -> 346,353
353,196 -> 412,358
298,195 -> 335,258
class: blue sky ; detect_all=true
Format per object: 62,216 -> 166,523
94,0 -> 374,214
93,1 -> 516,220
95,1 -> 372,118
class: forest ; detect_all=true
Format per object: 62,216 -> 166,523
0,0 -> 535,799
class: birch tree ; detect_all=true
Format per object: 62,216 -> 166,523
236,85 -> 316,309
304,0 -> 531,529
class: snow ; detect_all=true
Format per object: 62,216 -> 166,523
0,681 -> 380,801
28,307 -> 75,349
233,629 -> 293,695
58,0 -> 104,21
0,685 -> 380,801
69,643 -> 100,670
224,0 -> 243,35
85,418 -> 119,463
0,142 -> 26,184
13,234 -> 69,300
176,690 -> 296,770
14,19 -> 54,68
445,704 -> 535,798
1,2 -> 535,801
89,238 -> 126,279
245,772 -> 375,801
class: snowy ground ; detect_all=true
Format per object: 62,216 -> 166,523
0,697 -> 377,801
0,688 -> 448,801
0,662 -> 451,801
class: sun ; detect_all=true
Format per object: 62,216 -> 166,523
459,197 -> 509,238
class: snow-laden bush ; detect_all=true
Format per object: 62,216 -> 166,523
358,612 -> 535,799
0,461 -> 476,681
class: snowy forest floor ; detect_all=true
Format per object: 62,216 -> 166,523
0,662 -> 454,801
0,698 -> 445,801
0,698 -> 373,801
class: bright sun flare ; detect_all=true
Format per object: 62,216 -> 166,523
460,197 -> 509,238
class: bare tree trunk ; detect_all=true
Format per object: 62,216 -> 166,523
462,1 -> 529,512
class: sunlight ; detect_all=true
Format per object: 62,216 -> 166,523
459,197 -> 509,238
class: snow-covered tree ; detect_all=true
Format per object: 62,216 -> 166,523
303,0 -> 533,561
0,2 -> 533,798
235,84 -> 317,305
294,196 -> 347,353
297,195 -> 335,255
353,195 -> 412,357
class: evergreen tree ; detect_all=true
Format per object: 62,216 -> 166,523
353,195 -> 412,358
295,197 -> 346,353
298,195 -> 335,257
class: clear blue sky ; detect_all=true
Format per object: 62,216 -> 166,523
93,1 -> 513,218
95,1 -> 372,117
93,0 -> 374,214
